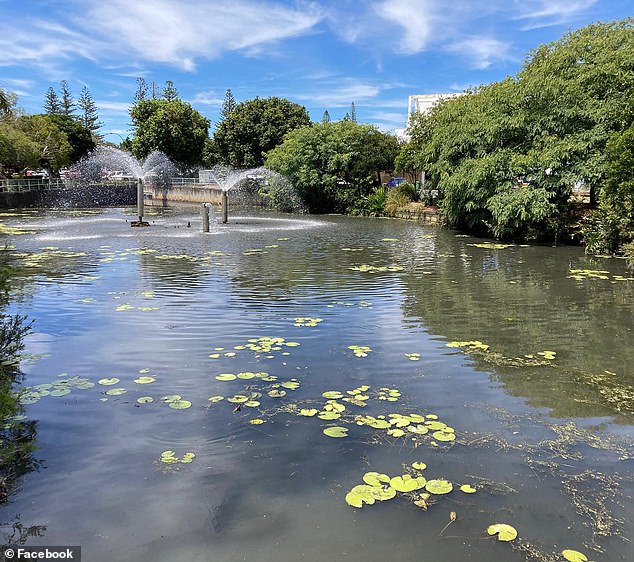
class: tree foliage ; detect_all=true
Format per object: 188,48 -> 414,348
129,99 -> 210,166
214,96 -> 310,168
221,89 -> 236,120
265,120 -> 399,213
406,19 -> 634,244
59,80 -> 75,117
46,114 -> 95,163
76,86 -> 102,139
43,87 -> 60,115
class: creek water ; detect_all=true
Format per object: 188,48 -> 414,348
1,206 -> 632,562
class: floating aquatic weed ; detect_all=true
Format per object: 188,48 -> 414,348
249,418 -> 266,425
168,399 -> 192,409
318,411 -> 341,420
537,350 -> 557,360
348,345 -> 372,358
299,408 -> 318,417
487,523 -> 518,542
134,376 -> 155,384
268,389 -> 286,398
323,426 -> 348,438
390,474 -> 426,493
322,391 -> 344,399
137,306 -> 159,312
227,394 -> 249,404
136,397 -> 154,404
466,242 -> 514,249
567,269 -> 611,280
377,387 -> 400,401
561,549 -> 588,562
349,265 -> 404,273
446,340 -> 490,351
459,484 -> 477,494
115,304 -> 135,312
405,353 -> 421,361
160,451 -> 196,465
215,373 -> 236,381
425,479 -> 453,495
293,317 -> 323,327
78,298 -> 96,304
363,472 -> 391,487
208,396 -> 224,403
382,238 -> 399,242
105,388 -> 126,396
98,378 -> 120,386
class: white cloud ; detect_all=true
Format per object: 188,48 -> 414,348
513,0 -> 597,29
0,0 -> 324,72
446,37 -> 515,69
375,0 -> 434,54
190,91 -> 224,106
295,82 -> 381,106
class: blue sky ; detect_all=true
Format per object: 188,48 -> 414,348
0,0 -> 631,141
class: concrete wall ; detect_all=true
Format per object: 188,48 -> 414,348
146,184 -> 223,205
0,184 -> 136,209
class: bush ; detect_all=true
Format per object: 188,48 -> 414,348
385,182 -> 416,214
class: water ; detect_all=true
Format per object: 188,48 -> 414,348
1,206 -> 632,562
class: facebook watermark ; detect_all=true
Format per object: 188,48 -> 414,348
3,547 -> 80,561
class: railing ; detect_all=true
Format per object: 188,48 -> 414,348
0,177 -> 217,193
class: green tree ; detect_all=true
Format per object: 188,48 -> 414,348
129,99 -> 210,166
0,122 -> 40,175
43,87 -> 61,115
14,114 -> 72,172
76,86 -> 102,139
350,102 -> 357,123
265,120 -> 399,213
59,80 -> 75,117
0,89 -> 10,114
214,96 -> 310,168
221,88 -> 236,120
322,110 -> 331,123
134,78 -> 148,103
163,80 -> 179,101
47,113 -> 96,163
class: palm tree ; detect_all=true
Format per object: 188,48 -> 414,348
0,88 -> 11,114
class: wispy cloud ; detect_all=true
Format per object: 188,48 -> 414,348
0,0 -> 324,72
446,37 -> 515,69
96,101 -> 132,112
513,0 -> 597,30
190,91 -> 224,106
375,0 -> 434,54
295,81 -> 381,107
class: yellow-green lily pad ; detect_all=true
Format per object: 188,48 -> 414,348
322,391 -> 343,399
98,378 -> 120,386
249,418 -> 266,425
323,426 -> 348,438
105,388 -> 126,396
168,400 -> 192,409
561,549 -> 588,562
390,474 -> 426,493
208,395 -> 224,402
363,472 -> 391,487
136,396 -> 154,404
215,373 -> 236,381
412,462 -> 427,470
299,408 -> 318,417
425,479 -> 453,495
487,523 -> 518,542
460,484 -> 477,494
134,376 -> 155,384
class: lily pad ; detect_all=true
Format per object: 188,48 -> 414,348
460,484 -> 477,494
561,550 -> 588,562
105,388 -> 126,396
318,411 -> 341,420
487,523 -> 518,542
323,426 -> 348,438
433,429 -> 456,442
249,418 -> 266,425
425,479 -> 453,495
168,400 -> 192,409
322,391 -> 343,399
389,474 -> 426,493
134,376 -> 155,384
299,408 -> 318,417
215,373 -> 237,381
98,377 -> 120,386
363,472 -> 391,487
268,389 -> 287,398
208,396 -> 224,402
49,388 -> 71,397
136,396 -> 154,404
412,462 -> 427,470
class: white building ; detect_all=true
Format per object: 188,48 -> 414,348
395,93 -> 464,140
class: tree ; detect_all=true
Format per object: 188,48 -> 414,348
350,102 -> 357,123
43,87 -> 61,115
265,120 -> 399,213
322,110 -> 331,123
151,81 -> 159,100
214,96 -> 310,168
76,86 -> 102,139
129,99 -> 210,166
47,114 -> 95,163
14,114 -> 72,172
221,89 -> 236,120
59,80 -> 75,117
163,80 -> 179,101
0,89 -> 10,114
134,78 -> 148,103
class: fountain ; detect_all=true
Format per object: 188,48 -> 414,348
73,146 -> 177,227
200,165 -> 305,229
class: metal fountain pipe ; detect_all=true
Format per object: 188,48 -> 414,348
221,190 -> 228,224
137,178 -> 144,222
202,203 -> 210,232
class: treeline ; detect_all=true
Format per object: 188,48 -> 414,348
0,81 -> 100,176
395,19 -> 634,254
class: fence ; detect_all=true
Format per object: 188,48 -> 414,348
0,177 -> 211,193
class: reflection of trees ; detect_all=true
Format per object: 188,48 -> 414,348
400,236 -> 634,421
0,267 -> 39,507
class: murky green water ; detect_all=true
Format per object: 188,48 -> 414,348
1,206 -> 633,561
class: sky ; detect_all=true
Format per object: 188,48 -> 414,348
0,0 -> 632,141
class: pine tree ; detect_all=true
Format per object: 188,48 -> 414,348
151,81 -> 159,100
60,80 -> 75,116
342,112 -> 351,122
44,87 -> 61,114
322,110 -> 331,123
163,80 -> 179,101
77,85 -> 102,139
350,102 -> 357,123
221,88 -> 237,119
134,77 -> 147,103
